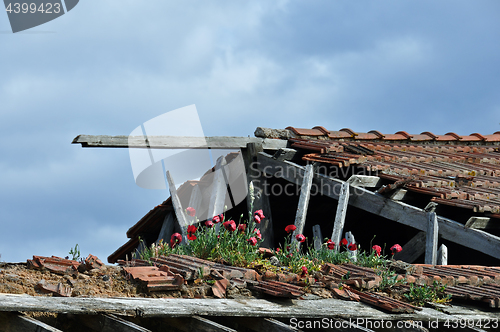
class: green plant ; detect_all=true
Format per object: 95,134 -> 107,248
376,266 -> 402,290
68,244 -> 81,261
404,281 -> 451,306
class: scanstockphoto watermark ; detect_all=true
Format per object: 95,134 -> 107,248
289,318 -> 425,330
3,0 -> 79,33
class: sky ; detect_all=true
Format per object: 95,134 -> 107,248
0,1 -> 499,263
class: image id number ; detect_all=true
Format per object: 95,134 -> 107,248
6,2 -> 61,14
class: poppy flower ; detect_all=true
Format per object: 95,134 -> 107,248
254,228 -> 262,240
372,245 -> 382,256
275,248 -> 280,253
301,266 -> 308,276
205,220 -> 214,228
187,233 -> 197,241
218,213 -> 224,222
247,237 -> 257,246
187,225 -> 197,235
285,224 -> 297,233
254,215 -> 261,224
296,234 -> 306,243
327,240 -> 335,250
390,244 -> 403,254
223,220 -> 236,232
238,224 -> 247,233
348,243 -> 357,251
170,233 -> 182,248
212,215 -> 220,224
254,209 -> 265,219
340,238 -> 348,246
186,207 -> 196,217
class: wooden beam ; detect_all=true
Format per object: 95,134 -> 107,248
437,244 -> 448,266
162,316 -> 237,332
166,171 -> 189,240
1,294 -> 499,322
78,314 -> 152,332
390,189 -> 409,201
345,231 -> 357,262
331,182 -> 349,251
292,164 -> 314,246
256,152 -> 500,260
187,184 -> 202,225
156,212 -> 175,245
393,232 -> 426,263
0,311 -> 63,331
346,175 -> 382,188
312,225 -> 323,251
272,148 -> 298,162
425,212 -> 438,265
465,217 -> 499,230
242,143 -> 274,248
209,156 -> 229,233
72,135 -> 287,150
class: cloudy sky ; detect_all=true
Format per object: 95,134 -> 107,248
1,1 -> 499,262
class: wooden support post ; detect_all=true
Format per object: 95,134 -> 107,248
292,164 -> 314,247
208,156 -> 228,233
312,225 -> 323,251
187,184 -> 202,225
166,171 -> 189,241
156,212 -> 175,244
242,143 -> 274,248
437,244 -> 448,265
345,231 -> 357,262
0,312 -> 63,332
393,232 -> 426,263
425,212 -> 438,265
331,182 -> 349,251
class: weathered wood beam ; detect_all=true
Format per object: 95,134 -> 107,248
242,143 -> 274,248
437,244 -> 448,266
425,212 -> 438,265
72,135 -> 287,150
78,314 -> 152,332
346,175 -> 382,188
393,232 -> 426,263
272,148 -> 299,162
312,225 -> 323,251
208,156 -> 228,233
465,217 -> 499,230
0,311 -> 62,331
163,315 -> 237,332
166,171 -> 189,240
390,189 -> 409,201
1,294 -> 498,322
255,152 -> 500,260
331,182 -> 349,251
292,164 -> 314,247
187,184 -> 202,224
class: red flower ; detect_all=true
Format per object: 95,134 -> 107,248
254,228 -> 262,240
295,234 -> 306,243
187,225 -> 197,235
390,244 -> 403,254
247,237 -> 257,246
254,215 -> 261,224
285,225 -> 297,233
205,220 -> 214,228
223,220 -> 236,232
348,243 -> 357,251
238,224 -> 247,233
218,213 -> 224,222
340,238 -> 348,246
187,233 -> 197,241
372,245 -> 382,256
327,240 -> 335,250
254,209 -> 265,219
212,215 -> 220,224
170,233 -> 182,248
301,266 -> 308,276
186,207 -> 196,217
275,248 -> 280,253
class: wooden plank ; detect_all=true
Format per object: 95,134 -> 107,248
390,189 -> 409,201
437,244 -> 448,266
464,217 -> 499,230
166,171 -> 189,240
162,316 -> 237,332
425,212 -> 438,265
242,143 -> 274,248
312,225 -> 323,251
393,232 -> 426,263
72,135 -> 287,150
78,314 -> 152,332
331,182 -> 349,251
187,184 -> 202,224
256,152 -> 500,260
156,212 -> 175,245
208,156 -> 228,233
272,148 -> 298,162
291,164 -> 314,247
1,294 -> 498,322
0,311 -> 63,332
346,175 -> 382,188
